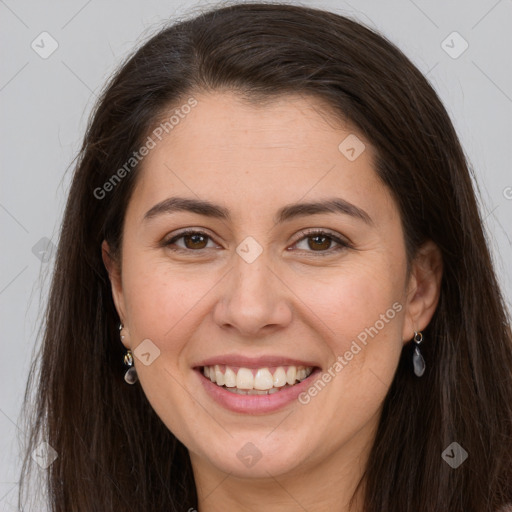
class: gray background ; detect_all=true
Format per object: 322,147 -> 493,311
1,0 -> 511,509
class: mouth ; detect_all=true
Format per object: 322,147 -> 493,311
198,364 -> 316,395
194,355 -> 322,413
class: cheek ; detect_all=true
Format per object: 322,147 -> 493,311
118,256 -> 210,441
121,254 -> 217,344
289,266 -> 404,444
292,259 -> 405,388
297,258 -> 403,334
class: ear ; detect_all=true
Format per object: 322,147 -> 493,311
402,239 -> 443,342
102,240 -> 127,325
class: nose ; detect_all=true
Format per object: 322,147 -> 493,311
213,247 -> 293,338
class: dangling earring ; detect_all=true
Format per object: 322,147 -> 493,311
120,323 -> 138,385
412,330 -> 426,377
123,350 -> 138,384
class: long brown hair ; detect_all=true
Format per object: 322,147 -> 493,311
19,2 -> 512,511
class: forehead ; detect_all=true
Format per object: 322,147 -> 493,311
128,91 -> 398,227
154,91 -> 360,161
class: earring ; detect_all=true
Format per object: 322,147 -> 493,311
120,323 -> 138,385
412,331 -> 426,377
123,350 -> 138,384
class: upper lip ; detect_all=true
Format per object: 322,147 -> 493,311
195,354 -> 320,369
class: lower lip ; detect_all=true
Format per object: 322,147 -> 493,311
195,368 -> 321,414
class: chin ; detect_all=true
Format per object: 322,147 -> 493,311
198,436 -> 311,478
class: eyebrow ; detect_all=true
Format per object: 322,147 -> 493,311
143,196 -> 373,226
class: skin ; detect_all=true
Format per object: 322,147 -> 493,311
103,91 -> 443,511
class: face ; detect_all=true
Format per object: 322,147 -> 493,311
104,91 -> 440,485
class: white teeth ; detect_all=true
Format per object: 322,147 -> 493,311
202,364 -> 315,392
286,366 -> 296,386
254,368 -> 274,390
273,367 -> 287,388
214,365 -> 225,386
236,368 -> 254,389
224,367 -> 236,387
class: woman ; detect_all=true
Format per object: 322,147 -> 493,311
20,2 -> 512,511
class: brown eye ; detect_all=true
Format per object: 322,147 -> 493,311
165,230 -> 216,251
292,230 -> 350,255
306,234 -> 333,251
182,233 -> 208,249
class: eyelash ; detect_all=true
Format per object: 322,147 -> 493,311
163,228 -> 351,256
